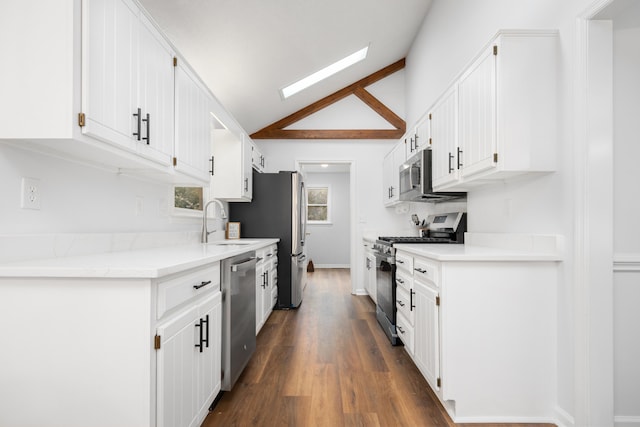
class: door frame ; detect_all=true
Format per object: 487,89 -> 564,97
295,160 -> 357,293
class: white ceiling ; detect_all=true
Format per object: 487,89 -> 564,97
138,0 -> 432,135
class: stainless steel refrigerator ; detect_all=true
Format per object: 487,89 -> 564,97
229,170 -> 307,308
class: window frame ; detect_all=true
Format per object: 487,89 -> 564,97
306,185 -> 331,224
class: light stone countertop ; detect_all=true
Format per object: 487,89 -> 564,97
0,238 -> 279,278
394,243 -> 562,262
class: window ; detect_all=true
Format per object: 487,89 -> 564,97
171,185 -> 204,217
306,186 -> 330,223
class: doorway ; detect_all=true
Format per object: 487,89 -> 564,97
296,160 -> 357,293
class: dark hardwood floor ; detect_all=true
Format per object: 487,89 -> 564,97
202,268 -> 554,427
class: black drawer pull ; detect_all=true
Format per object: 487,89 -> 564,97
397,326 -> 405,334
414,268 -> 427,274
397,300 -> 405,307
193,280 -> 212,290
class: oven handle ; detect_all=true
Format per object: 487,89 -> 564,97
374,252 -> 395,265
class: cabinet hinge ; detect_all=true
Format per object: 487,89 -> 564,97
493,152 -> 498,163
436,295 -> 440,306
437,377 -> 441,388
78,112 -> 85,127
173,57 -> 177,67
173,157 -> 177,167
428,113 -> 432,120
493,45 -> 498,56
429,137 -> 432,145
154,334 -> 161,350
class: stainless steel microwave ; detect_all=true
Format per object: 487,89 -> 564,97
398,149 -> 466,203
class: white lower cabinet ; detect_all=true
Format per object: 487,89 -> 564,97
0,261 -> 222,427
156,291 -> 221,427
255,244 -> 278,334
363,240 -> 377,303
413,280 -> 440,391
395,248 -> 557,422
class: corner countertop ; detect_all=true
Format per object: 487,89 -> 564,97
394,243 -> 562,262
0,238 -> 279,279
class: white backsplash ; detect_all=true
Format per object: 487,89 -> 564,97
0,231 -> 202,263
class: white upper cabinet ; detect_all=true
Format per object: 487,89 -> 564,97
431,30 -> 558,191
382,141 -> 405,206
250,141 -> 266,172
457,42 -> 496,178
0,0 -> 249,188
210,130 -> 253,202
82,0 -> 174,166
430,85 -> 459,189
174,60 -> 215,182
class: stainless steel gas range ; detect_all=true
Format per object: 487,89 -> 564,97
372,212 -> 466,345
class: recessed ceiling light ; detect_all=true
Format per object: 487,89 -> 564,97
280,46 -> 369,99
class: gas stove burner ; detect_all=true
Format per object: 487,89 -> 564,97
378,236 -> 453,244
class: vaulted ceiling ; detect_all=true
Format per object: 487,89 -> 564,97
138,0 -> 432,136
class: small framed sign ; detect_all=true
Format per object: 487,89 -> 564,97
225,222 -> 241,240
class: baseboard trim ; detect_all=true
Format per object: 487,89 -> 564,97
312,264 -> 350,269
555,405 -> 575,427
615,416 -> 640,427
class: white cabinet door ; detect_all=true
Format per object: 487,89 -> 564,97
156,304 -> 199,427
430,85 -> 459,189
210,130 -> 252,201
458,43 -> 497,179
255,261 -> 264,334
251,141 -> 266,172
174,61 -> 213,182
194,292 -> 222,427
414,280 -> 440,392
82,0 -> 139,151
382,142 -> 404,206
137,14 -> 174,166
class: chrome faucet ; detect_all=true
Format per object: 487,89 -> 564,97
201,199 -> 228,243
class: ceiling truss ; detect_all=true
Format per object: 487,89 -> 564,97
250,59 -> 406,140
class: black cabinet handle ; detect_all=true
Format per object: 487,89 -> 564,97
397,300 -> 405,307
397,260 -> 404,264
397,325 -> 405,334
414,268 -> 427,274
414,134 -> 419,149
133,108 -> 141,141
193,280 -> 212,290
410,289 -> 415,311
448,152 -> 454,173
203,315 -> 209,348
195,318 -> 204,353
457,147 -> 463,169
142,113 -> 150,144
244,178 -> 249,192
209,156 -> 215,176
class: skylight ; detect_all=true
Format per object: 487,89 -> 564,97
280,46 -> 369,99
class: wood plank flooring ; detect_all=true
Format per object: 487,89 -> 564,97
202,269 -> 555,427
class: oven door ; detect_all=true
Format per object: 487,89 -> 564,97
374,252 -> 396,326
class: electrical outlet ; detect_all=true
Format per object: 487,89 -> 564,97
21,178 -> 41,210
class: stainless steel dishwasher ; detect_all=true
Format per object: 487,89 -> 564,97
221,251 -> 257,391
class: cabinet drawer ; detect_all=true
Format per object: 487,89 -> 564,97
157,263 -> 220,319
396,252 -> 413,273
396,312 -> 414,355
395,269 -> 412,293
413,257 -> 440,286
396,285 -> 415,325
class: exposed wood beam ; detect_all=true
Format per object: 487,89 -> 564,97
251,59 -> 406,140
253,129 -> 405,140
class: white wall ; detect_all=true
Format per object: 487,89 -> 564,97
0,144 -> 203,234
256,67 -> 408,292
304,172 -> 350,267
612,3 -> 640,423
404,0 -> 604,424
